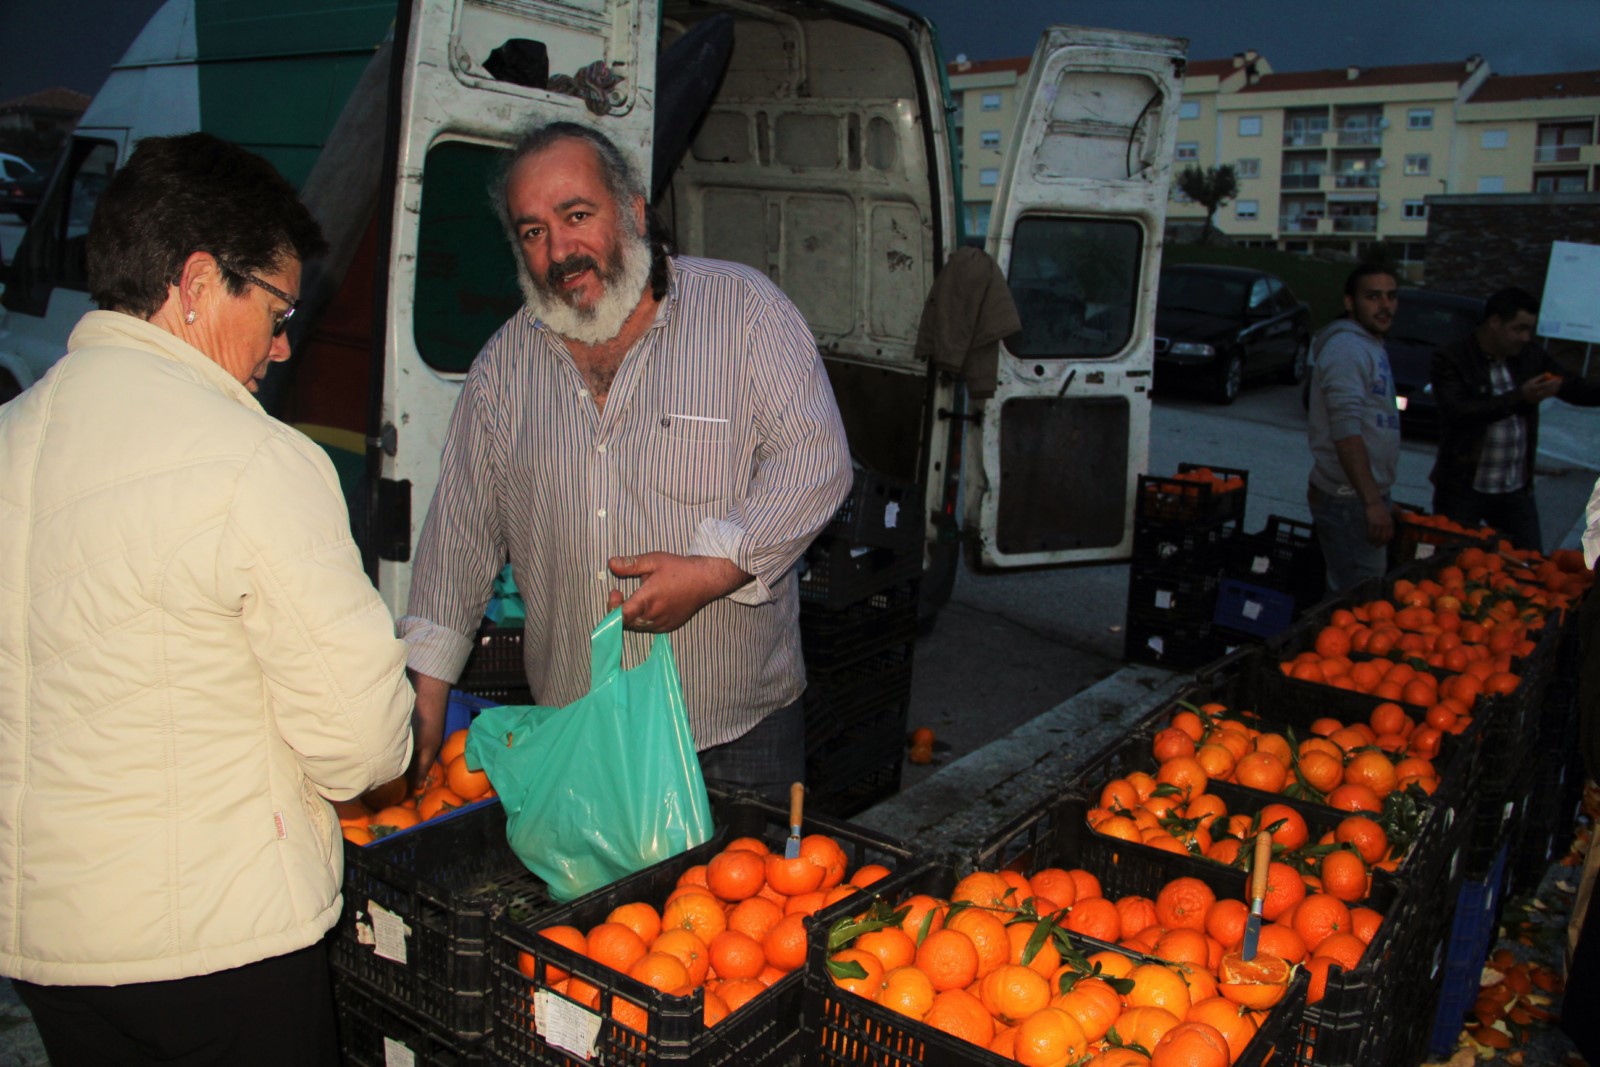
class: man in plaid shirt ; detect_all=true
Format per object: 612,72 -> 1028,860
1430,287 -> 1600,549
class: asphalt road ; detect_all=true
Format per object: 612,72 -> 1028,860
901,371 -> 1600,789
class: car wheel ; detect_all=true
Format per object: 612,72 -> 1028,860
1210,350 -> 1243,405
1279,337 -> 1309,385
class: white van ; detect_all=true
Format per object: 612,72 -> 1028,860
0,0 -> 1186,622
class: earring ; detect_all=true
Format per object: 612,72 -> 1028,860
185,310 -> 196,325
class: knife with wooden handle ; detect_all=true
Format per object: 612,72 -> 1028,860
1241,831 -> 1272,961
785,782 -> 805,859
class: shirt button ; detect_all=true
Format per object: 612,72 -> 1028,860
578,389 -> 589,398
597,443 -> 607,454
597,508 -> 607,518
597,570 -> 606,581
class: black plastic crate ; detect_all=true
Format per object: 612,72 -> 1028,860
332,800 -> 555,1041
1132,516 -> 1241,568
973,792 -> 1419,1067
826,466 -> 924,550
335,972 -> 490,1067
457,623 -> 526,694
803,861 -> 1309,1067
1229,514 -> 1324,602
1428,843 -> 1511,1056
1127,564 -> 1222,624
1135,462 -> 1250,526
799,536 -> 922,610
800,580 -> 919,672
807,699 -> 911,817
1123,613 -> 1226,671
1212,578 -> 1297,640
804,643 -> 915,757
488,791 -> 922,1067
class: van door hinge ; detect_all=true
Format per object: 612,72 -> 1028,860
376,479 -> 411,562
937,407 -> 982,425
367,423 -> 398,457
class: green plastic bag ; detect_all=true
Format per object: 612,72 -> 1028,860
463,609 -> 713,902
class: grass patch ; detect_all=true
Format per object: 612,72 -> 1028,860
1162,244 -> 1352,330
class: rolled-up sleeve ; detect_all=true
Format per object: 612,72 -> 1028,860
399,367 -> 505,681
221,431 -> 414,800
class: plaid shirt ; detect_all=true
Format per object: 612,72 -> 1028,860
1473,360 -> 1527,493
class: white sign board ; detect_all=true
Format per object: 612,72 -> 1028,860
1538,240 -> 1600,344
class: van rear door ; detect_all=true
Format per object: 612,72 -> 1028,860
964,26 -> 1184,568
369,0 -> 655,612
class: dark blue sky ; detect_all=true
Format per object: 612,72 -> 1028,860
2,0 -> 1596,104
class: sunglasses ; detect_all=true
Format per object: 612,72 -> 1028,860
232,271 -> 299,337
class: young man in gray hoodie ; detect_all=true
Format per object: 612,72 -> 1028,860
1306,264 -> 1402,592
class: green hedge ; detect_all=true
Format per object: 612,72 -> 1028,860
1160,244 -> 1352,330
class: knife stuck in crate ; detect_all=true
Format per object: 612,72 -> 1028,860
785,781 -> 805,859
1241,831 -> 1272,961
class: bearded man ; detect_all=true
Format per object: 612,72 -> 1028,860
400,122 -> 851,801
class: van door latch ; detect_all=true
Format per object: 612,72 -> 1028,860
367,423 -> 398,457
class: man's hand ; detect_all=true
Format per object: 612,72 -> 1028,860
1520,372 -> 1563,404
408,669 -> 453,790
606,553 -> 752,632
1365,499 -> 1395,547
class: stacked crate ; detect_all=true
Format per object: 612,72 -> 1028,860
1213,514 -> 1325,644
455,622 -> 533,706
798,465 -> 923,816
1124,463 -> 1247,670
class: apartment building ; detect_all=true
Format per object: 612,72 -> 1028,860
947,48 -> 1600,270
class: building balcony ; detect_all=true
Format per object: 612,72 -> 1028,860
1333,173 -> 1381,189
1282,132 -> 1325,148
1533,144 -> 1584,164
1279,215 -> 1327,234
1332,216 -> 1377,233
1336,129 -> 1383,147
1281,173 -> 1324,189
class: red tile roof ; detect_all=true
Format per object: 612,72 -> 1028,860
1469,69 -> 1600,102
947,55 -> 1030,77
1186,58 -> 1244,79
1238,60 -> 1476,94
0,87 -> 92,113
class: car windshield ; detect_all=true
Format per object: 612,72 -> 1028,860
1390,299 -> 1477,348
1158,272 -> 1248,315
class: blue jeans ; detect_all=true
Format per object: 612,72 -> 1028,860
1308,484 -> 1389,595
697,697 -> 804,806
1433,484 -> 1542,552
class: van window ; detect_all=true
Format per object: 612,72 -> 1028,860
1,136 -> 118,316
413,140 -> 523,374
1006,217 -> 1141,359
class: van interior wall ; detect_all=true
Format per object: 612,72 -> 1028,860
658,1 -> 935,482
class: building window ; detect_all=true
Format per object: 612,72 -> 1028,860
1408,109 -> 1433,130
1477,176 -> 1505,193
1179,101 -> 1200,120
1534,172 -> 1588,193
1238,115 -> 1263,137
980,92 -> 1001,111
980,130 -> 1001,149
1236,158 -> 1260,179
1403,200 -> 1427,219
979,167 -> 999,186
1175,142 -> 1199,162
1403,154 -> 1430,176
1235,199 -> 1259,220
1481,129 -> 1508,150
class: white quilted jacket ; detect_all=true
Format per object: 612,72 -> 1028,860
0,312 -> 414,985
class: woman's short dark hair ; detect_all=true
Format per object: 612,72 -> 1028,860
87,133 -> 328,317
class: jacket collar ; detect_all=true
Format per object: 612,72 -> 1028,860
67,311 -> 267,414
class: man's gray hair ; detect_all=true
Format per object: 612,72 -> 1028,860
493,121 -> 647,237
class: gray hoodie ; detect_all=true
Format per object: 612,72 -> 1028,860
1306,318 -> 1401,496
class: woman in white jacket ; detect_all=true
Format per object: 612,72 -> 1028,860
0,134 -> 414,1064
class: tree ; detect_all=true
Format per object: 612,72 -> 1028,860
1176,164 -> 1239,244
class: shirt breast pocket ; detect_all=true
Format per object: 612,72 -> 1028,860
643,415 -> 733,506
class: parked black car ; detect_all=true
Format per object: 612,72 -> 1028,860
0,153 -> 46,222
1154,264 -> 1312,404
1301,288 -> 1484,436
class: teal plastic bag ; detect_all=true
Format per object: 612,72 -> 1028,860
463,609 -> 713,902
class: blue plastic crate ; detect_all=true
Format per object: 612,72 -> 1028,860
445,689 -> 499,737
1428,842 -> 1510,1056
1212,577 -> 1296,639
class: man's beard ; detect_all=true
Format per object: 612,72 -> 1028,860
518,224 -> 652,345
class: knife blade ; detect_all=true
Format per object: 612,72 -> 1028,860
1241,831 -> 1272,961
784,781 -> 805,860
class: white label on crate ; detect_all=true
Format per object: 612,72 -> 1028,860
1416,543 -> 1436,559
383,1038 -> 416,1067
368,900 -> 409,964
1154,590 -> 1174,610
883,501 -> 900,529
535,990 -> 602,1060
1146,635 -> 1166,655
1251,554 -> 1270,575
1242,599 -> 1263,621
849,545 -> 872,559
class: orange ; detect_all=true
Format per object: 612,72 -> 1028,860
417,787 -> 465,822
854,927 -> 916,973
1084,949 -> 1136,979
946,907 -> 1010,980
1152,726 -> 1197,762
764,854 -> 825,896
586,922 -> 648,974
797,835 -> 848,889
1152,928 -> 1210,970
702,989 -> 730,1027
896,894 -> 948,942
1156,756 -> 1209,800
438,728 -> 469,767
706,848 -> 767,902
530,924 -> 587,984
1350,906 -> 1384,945
1334,816 -> 1389,865
1064,896 -> 1122,942
916,927 -> 981,991
1068,869 -> 1103,901
1292,894 -> 1352,955
1325,783 -> 1382,814
1014,1006 -> 1089,1067
1260,861 -> 1307,921
1171,709 -> 1206,741
1193,743 -> 1237,780
1233,751 -> 1288,793
1320,849 -> 1369,903
661,891 -> 727,943
677,864 -> 710,889
445,755 -> 489,800
1257,803 -> 1309,850
850,863 -> 891,888
1125,962 -> 1192,1017
1101,778 -> 1141,814
1297,750 -> 1345,794
708,929 -> 766,981
921,988 -> 994,1046
369,805 -> 419,832
342,824 -> 375,845
607,902 -> 663,947
1151,1020 -> 1230,1067
761,913 -> 809,973
1343,751 -> 1399,798
1006,920 -> 1062,976
1217,951 -> 1292,1010
1029,868 -> 1079,912
1205,898 -> 1250,950
828,947 -> 884,999
1314,625 -> 1352,658
1155,878 -> 1215,932
877,965 -> 935,1019
950,870 -> 1013,911
1314,931 -> 1367,971
980,963 -> 1052,1023
651,927 -> 710,985
629,950 -> 691,993
1185,996 -> 1260,1061
784,890 -> 830,917
1115,1006 -> 1183,1051
723,835 -> 770,855
718,976 -> 768,1013
726,896 -> 784,944
1052,987 -> 1118,1043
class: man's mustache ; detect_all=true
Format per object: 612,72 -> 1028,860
547,253 -> 600,287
